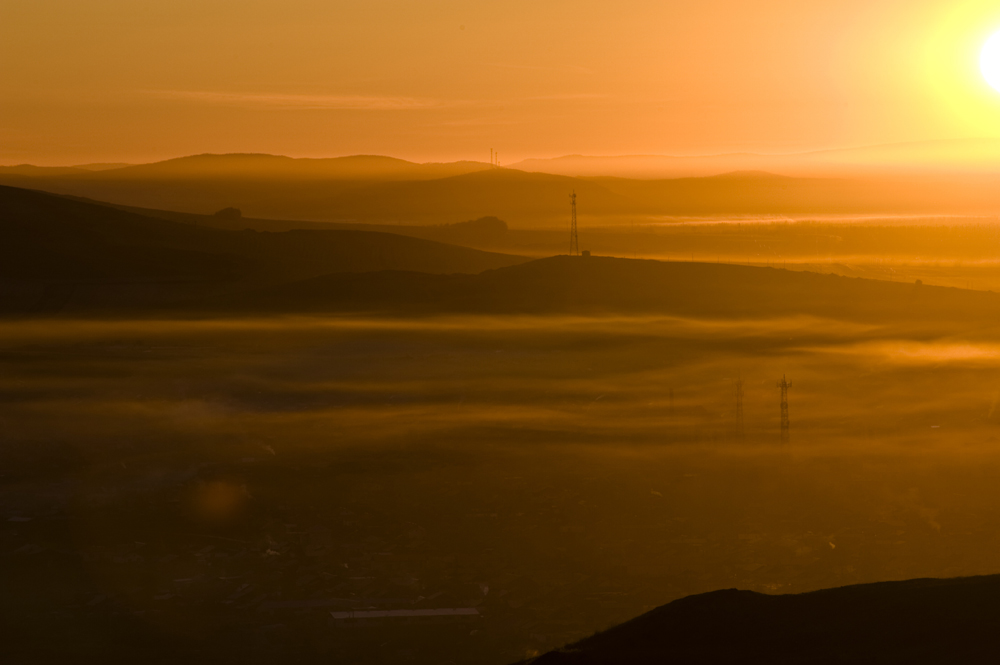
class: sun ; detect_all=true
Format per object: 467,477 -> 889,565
980,31 -> 1000,92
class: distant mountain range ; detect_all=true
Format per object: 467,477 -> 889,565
510,138 -> 1000,179
5,148 -> 1000,224
0,154 -> 489,181
519,574 -> 1000,664
11,139 -> 1000,182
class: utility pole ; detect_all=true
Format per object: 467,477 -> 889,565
569,190 -> 579,256
777,375 -> 791,444
735,373 -> 745,442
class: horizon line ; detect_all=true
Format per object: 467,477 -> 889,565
9,136 -> 1000,170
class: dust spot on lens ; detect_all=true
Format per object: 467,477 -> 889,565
191,480 -> 248,522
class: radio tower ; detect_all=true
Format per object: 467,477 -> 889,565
735,373 -> 745,442
569,190 -> 579,256
777,375 -> 792,443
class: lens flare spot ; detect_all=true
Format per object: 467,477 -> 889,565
192,480 -> 248,521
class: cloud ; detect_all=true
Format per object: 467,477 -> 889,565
142,89 -> 604,111
433,116 -> 523,127
142,89 -> 452,111
523,93 -> 606,102
484,62 -> 594,75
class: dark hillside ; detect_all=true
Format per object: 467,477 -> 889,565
521,575 -> 1000,664
4,184 -> 995,323
0,166 -> 627,223
60,196 -> 513,248
221,255 -> 1000,325
0,185 -> 250,282
0,185 -> 528,313
0,185 -> 525,280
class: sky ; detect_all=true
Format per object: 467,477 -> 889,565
5,0 -> 1000,165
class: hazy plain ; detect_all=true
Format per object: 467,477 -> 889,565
5,311 -> 1000,663
450,218 -> 1000,292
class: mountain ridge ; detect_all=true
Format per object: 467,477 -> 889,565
2,153 -> 494,181
510,138 -> 1000,178
519,574 -> 1000,664
0,184 -> 529,313
205,254 -> 1000,326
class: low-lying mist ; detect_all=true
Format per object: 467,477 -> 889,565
4,313 -> 1000,663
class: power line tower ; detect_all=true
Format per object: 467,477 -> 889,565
569,190 -> 579,256
777,374 -> 791,443
735,373 -> 745,442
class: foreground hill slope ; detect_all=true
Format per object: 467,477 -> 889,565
521,575 -> 1000,664
3,185 -> 995,323
0,185 -> 525,279
222,254 -> 1000,325
0,185 -> 528,312
0,185 -> 250,282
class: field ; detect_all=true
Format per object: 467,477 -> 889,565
5,311 -> 1000,663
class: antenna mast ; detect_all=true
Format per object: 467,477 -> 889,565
735,373 -> 745,442
569,190 -> 579,256
777,375 -> 791,444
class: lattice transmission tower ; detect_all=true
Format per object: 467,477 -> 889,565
777,374 -> 792,443
569,190 -> 579,256
735,374 -> 745,442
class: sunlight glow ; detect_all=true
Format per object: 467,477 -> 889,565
981,31 -> 1000,92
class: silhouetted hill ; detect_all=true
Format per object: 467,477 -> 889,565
217,255 -> 1000,324
85,153 -> 491,181
12,154 -> 1000,223
72,162 -> 132,172
4,194 -> 994,320
0,185 -> 528,313
509,139 -> 1000,178
61,196 -> 513,245
0,163 -> 626,223
0,165 -> 90,177
591,172 -> 890,216
275,168 -> 630,222
58,195 -> 344,231
0,163 -> 132,176
518,575 -> 1000,664
0,185 -> 251,283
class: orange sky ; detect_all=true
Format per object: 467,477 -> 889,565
5,0 -> 1000,165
